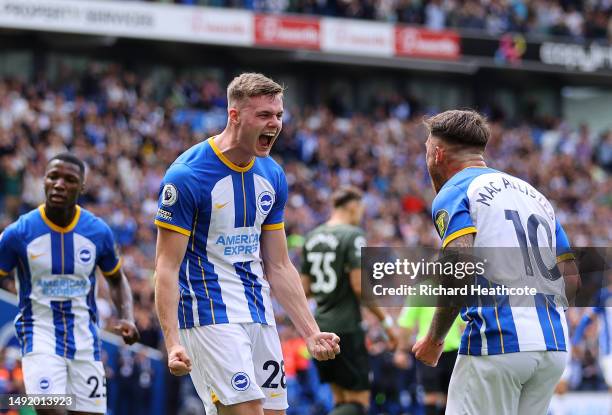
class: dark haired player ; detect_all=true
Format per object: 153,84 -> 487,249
412,110 -> 580,415
0,153 -> 139,414
301,186 -> 397,415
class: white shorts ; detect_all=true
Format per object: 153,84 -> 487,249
179,323 -> 288,413
446,351 -> 566,415
22,353 -> 106,414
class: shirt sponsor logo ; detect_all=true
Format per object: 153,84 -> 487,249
36,277 -> 88,298
161,184 -> 178,206
257,191 -> 274,216
215,233 -> 260,255
157,208 -> 173,221
231,372 -> 250,391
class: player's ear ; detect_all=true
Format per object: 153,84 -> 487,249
434,145 -> 444,164
228,107 -> 240,125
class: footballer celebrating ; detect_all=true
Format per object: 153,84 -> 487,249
154,73 -> 340,415
412,110 -> 580,415
0,153 -> 139,414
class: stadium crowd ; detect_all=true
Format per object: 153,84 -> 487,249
139,0 -> 612,42
0,63 -> 610,414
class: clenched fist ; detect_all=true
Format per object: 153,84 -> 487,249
167,344 -> 192,376
412,335 -> 444,367
306,332 -> 341,361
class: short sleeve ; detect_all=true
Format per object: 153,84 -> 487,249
431,185 -> 476,248
397,307 -> 419,329
154,163 -> 199,236
555,220 -> 574,262
262,170 -> 288,231
97,221 -> 122,277
346,230 -> 366,270
0,225 -> 19,276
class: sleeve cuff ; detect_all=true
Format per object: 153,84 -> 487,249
442,226 -> 477,249
262,222 -> 284,231
155,220 -> 192,236
556,252 -> 575,262
101,258 -> 122,277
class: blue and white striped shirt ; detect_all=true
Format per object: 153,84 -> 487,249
154,137 -> 287,329
431,167 -> 573,356
0,206 -> 121,361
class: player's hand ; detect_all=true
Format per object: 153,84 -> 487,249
412,335 -> 444,367
112,319 -> 140,345
167,344 -> 192,376
306,332 -> 341,361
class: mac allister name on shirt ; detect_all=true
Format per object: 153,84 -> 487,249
215,232 -> 260,255
475,176 -> 554,219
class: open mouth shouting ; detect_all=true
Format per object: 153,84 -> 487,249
258,131 -> 276,151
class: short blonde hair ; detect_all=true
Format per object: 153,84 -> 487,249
227,73 -> 284,106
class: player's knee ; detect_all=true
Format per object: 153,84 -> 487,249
329,402 -> 367,415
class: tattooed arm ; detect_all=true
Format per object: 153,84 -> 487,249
412,233 -> 474,366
